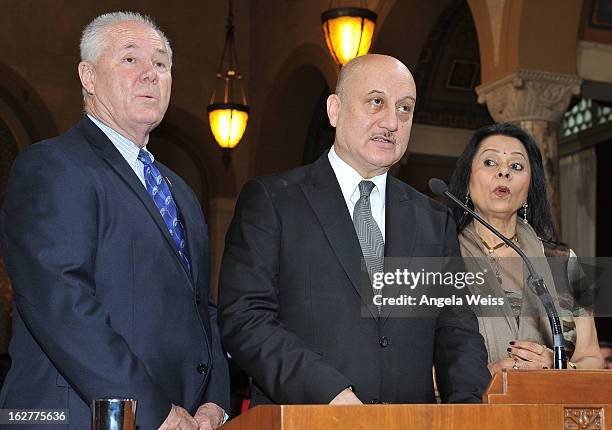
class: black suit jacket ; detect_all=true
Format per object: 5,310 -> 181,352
0,117 -> 229,429
219,152 -> 489,405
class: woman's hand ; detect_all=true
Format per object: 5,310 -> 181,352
508,340 -> 553,369
488,357 -> 517,375
488,340 -> 553,375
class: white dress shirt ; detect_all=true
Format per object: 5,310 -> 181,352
88,114 -> 152,188
328,145 -> 387,240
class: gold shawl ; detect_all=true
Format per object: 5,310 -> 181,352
458,222 -> 566,363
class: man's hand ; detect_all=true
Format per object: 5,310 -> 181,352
329,388 -> 363,405
158,405 -> 199,430
194,402 -> 225,430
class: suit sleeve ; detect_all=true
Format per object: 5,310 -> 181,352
202,299 -> 230,411
433,209 -> 491,403
219,178 -> 351,404
1,145 -> 171,429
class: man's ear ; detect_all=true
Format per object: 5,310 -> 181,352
327,94 -> 341,128
78,61 -> 96,95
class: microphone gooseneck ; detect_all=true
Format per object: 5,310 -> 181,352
429,178 -> 567,369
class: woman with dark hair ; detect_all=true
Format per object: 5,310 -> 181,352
448,122 -> 603,375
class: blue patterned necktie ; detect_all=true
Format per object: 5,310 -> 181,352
138,149 -> 191,272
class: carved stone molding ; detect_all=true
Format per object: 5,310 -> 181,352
476,69 -> 582,124
564,407 -> 604,430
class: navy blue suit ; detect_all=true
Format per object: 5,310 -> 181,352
0,116 -> 229,429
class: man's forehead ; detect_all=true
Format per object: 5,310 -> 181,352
107,22 -> 166,51
352,77 -> 416,99
345,65 -> 415,96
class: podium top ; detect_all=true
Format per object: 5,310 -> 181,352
484,369 -> 612,404
219,371 -> 612,429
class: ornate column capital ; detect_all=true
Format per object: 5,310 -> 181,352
476,69 -> 582,124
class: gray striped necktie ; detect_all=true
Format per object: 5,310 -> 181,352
353,180 -> 385,299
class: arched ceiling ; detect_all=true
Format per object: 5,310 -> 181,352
373,0 -> 491,129
467,0 -> 583,84
372,0 -> 453,70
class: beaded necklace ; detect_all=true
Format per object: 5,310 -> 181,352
479,233 -> 519,284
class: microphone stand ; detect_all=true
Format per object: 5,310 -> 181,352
430,179 -> 567,369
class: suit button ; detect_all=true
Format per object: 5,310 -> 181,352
197,363 -> 208,374
195,294 -> 202,305
379,336 -> 389,348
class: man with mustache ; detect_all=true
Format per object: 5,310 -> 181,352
0,12 -> 228,429
219,54 -> 489,406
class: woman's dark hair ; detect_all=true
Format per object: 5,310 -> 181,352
448,122 -> 557,241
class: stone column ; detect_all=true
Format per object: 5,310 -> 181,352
208,197 -> 237,303
476,70 -> 582,234
560,148 -> 596,257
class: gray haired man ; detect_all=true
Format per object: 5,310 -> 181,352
0,12 -> 228,430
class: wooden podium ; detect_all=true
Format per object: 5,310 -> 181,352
220,370 -> 612,429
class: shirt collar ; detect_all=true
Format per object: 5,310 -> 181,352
328,145 -> 387,205
87,114 -> 151,164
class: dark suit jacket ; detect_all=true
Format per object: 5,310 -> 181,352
0,117 -> 229,429
219,152 -> 489,405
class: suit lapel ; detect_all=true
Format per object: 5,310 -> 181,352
157,165 -> 202,287
300,153 -> 379,319
381,176 -> 417,322
78,117 -> 194,288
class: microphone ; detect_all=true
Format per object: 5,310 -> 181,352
429,178 -> 567,370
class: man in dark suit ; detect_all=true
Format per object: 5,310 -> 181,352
0,12 -> 228,430
219,54 -> 490,406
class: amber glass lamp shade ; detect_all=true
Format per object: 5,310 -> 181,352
321,7 -> 377,66
207,103 -> 249,149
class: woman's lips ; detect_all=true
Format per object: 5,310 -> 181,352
494,186 -> 511,198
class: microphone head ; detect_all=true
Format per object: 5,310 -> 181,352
428,178 -> 448,196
